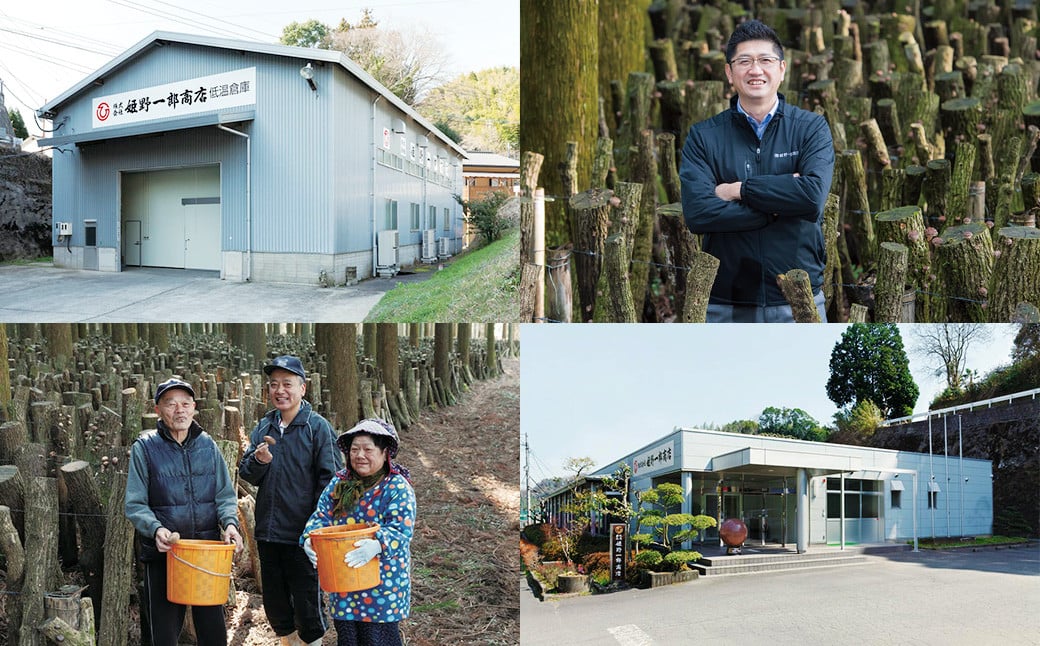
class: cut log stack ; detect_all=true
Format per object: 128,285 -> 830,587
0,324 -> 514,645
522,0 -> 1040,321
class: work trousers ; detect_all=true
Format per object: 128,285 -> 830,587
334,619 -> 403,646
258,540 -> 328,643
142,557 -> 227,646
707,290 -> 828,323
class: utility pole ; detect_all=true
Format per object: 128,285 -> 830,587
523,433 -> 532,528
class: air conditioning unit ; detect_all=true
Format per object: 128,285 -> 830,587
57,222 -> 72,235
437,237 -> 452,259
421,229 -> 437,263
376,230 -> 399,277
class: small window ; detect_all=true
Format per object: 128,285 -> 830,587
84,223 -> 97,247
891,490 -> 902,509
928,491 -> 938,509
443,207 -> 450,231
410,203 -> 420,231
429,206 -> 436,230
385,199 -> 398,230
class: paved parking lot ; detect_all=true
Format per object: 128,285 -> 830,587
521,544 -> 1040,646
0,262 -> 433,322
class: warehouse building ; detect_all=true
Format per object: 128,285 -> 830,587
541,427 -> 993,552
38,31 -> 466,283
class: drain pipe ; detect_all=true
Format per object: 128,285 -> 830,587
371,95 -> 382,279
218,124 -> 251,281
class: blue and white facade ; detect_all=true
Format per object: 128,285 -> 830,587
38,32 -> 465,283
543,428 -> 993,552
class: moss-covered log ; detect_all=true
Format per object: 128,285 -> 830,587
657,203 -> 699,318
570,188 -> 614,321
875,242 -> 910,323
598,0 -> 649,137
936,223 -> 994,322
521,1 -> 598,248
681,251 -> 720,324
777,269 -> 821,323
989,227 -> 1040,322
599,234 -> 637,323
822,193 -> 844,322
629,130 -> 658,315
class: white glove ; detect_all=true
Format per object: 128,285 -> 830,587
344,538 -> 381,568
303,537 -> 317,568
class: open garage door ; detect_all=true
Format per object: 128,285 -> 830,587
121,165 -> 221,271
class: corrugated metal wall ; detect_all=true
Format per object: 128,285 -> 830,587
51,38 -> 464,264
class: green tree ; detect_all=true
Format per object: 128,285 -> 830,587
420,67 -> 519,153
8,109 -> 28,139
279,19 -> 331,48
461,191 -> 512,244
433,120 -> 463,146
1011,323 -> 1040,363
832,399 -> 884,443
826,324 -> 919,417
758,407 -> 826,441
720,419 -> 759,435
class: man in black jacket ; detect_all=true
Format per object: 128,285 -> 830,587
239,355 -> 341,646
681,19 -> 834,322
125,378 -> 243,646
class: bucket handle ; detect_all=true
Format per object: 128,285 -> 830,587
170,551 -> 233,578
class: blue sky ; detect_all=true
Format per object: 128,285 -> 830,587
1,0 -> 519,135
521,324 -> 1019,484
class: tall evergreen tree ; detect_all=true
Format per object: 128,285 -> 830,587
826,324 -> 919,417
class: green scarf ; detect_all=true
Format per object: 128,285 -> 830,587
331,465 -> 389,517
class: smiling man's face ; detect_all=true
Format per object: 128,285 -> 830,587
267,368 -> 306,420
725,39 -> 786,105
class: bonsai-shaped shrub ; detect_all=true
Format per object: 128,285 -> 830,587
634,483 -> 717,549
633,549 -> 662,570
663,550 -> 703,571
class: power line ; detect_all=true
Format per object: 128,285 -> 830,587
0,27 -> 119,57
102,0 -> 270,42
142,0 -> 278,41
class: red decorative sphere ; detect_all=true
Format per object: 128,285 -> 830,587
719,518 -> 748,547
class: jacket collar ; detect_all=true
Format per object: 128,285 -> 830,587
267,399 -> 313,428
730,92 -> 788,117
155,419 -> 205,445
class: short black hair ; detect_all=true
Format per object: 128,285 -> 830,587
726,19 -> 784,63
344,431 -> 393,453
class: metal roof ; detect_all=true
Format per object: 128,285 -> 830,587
463,151 -> 520,169
37,30 -> 467,157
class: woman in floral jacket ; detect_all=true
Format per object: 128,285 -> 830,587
302,419 -> 416,646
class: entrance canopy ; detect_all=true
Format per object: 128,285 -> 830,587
711,446 -> 863,478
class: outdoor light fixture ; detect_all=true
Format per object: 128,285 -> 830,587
300,63 -> 317,92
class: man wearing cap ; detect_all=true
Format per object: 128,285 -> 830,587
125,378 -> 243,646
239,356 -> 342,646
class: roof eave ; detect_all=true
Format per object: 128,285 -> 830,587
36,30 -> 467,156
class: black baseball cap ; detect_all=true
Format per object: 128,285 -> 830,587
264,355 -> 307,380
154,378 -> 196,404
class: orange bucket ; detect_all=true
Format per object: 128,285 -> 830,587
309,523 -> 381,593
167,539 -> 235,606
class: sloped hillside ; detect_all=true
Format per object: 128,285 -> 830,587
0,152 -> 51,261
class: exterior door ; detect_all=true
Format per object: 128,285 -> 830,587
122,166 -> 220,270
184,203 -> 221,270
124,220 -> 141,266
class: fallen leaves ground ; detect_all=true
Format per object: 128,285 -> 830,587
0,356 -> 520,646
